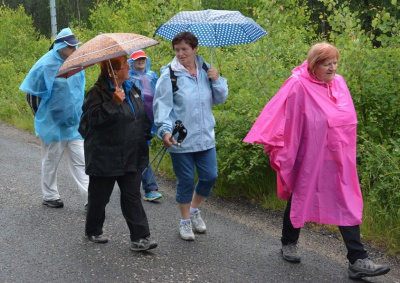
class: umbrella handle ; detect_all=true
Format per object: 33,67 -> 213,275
108,59 -> 120,89
210,47 -> 213,67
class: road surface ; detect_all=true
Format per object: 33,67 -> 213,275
0,123 -> 398,283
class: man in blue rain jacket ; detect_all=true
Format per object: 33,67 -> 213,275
20,28 -> 88,209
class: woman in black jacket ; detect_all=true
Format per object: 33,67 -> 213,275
79,55 -> 157,251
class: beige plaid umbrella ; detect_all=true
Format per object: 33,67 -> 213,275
56,33 -> 159,78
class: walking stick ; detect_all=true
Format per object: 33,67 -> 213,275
143,120 -> 187,184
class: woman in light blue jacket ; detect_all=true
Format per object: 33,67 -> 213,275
153,31 -> 228,241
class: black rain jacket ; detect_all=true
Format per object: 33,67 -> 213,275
79,76 -> 152,176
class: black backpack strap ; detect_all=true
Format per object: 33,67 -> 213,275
170,63 -> 210,93
169,65 -> 179,93
202,62 -> 209,73
202,62 -> 212,85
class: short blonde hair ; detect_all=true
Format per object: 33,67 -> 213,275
307,42 -> 339,75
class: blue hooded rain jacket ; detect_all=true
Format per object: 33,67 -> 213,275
19,28 -> 85,144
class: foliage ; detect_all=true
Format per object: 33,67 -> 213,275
4,0 -> 400,43
343,48 -> 400,144
2,0 -> 96,37
201,0 -> 262,17
0,4 -> 49,129
358,137 -> 400,256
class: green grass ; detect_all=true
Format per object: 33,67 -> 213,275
362,201 -> 400,257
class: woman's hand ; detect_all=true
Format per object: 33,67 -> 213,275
113,87 -> 125,105
207,66 -> 220,81
163,133 -> 177,148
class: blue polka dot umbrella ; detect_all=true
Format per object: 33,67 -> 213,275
154,9 -> 267,64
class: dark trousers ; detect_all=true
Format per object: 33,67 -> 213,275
85,171 -> 150,242
281,196 -> 368,264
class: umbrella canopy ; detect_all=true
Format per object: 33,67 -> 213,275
56,33 -> 159,78
153,9 -> 267,47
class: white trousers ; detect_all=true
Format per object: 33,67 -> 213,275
39,137 -> 88,204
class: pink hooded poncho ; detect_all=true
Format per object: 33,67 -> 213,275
244,61 -> 363,228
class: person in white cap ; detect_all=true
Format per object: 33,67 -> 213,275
19,27 -> 88,210
128,50 -> 163,202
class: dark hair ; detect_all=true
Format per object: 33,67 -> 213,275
99,56 -> 125,80
172,31 -> 198,49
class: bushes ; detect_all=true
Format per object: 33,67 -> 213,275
0,4 -> 50,130
357,136 -> 400,255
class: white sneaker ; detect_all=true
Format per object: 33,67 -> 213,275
190,210 -> 206,233
179,221 -> 195,241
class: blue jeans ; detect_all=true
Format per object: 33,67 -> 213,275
142,164 -> 158,193
170,148 -> 217,203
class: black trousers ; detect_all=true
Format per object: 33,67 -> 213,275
85,171 -> 150,242
281,196 -> 368,264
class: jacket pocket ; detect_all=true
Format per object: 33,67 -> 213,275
327,116 -> 357,151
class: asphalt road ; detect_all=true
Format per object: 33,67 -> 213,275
0,123 -> 399,283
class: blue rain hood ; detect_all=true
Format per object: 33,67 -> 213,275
128,57 -> 159,137
128,57 -> 158,99
19,28 -> 85,144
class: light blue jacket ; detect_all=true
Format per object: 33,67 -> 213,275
153,55 -> 228,153
19,28 -> 85,144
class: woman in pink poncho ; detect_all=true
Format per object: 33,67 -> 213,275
244,43 -> 390,280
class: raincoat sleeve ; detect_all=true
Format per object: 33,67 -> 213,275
203,63 -> 228,105
19,53 -> 59,101
243,77 -> 304,200
243,78 -> 298,152
153,66 -> 174,139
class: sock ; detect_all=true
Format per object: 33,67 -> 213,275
190,206 -> 199,214
180,218 -> 190,224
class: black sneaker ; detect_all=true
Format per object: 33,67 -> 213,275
42,199 -> 64,208
348,258 -> 390,279
130,237 -> 158,251
281,242 -> 301,263
86,235 -> 109,244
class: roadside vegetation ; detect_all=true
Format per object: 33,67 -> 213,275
1,0 -> 399,257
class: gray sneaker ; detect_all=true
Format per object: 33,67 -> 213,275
130,237 -> 158,251
348,258 -> 390,279
190,210 -> 206,233
179,221 -> 195,241
281,242 -> 301,263
86,234 -> 109,244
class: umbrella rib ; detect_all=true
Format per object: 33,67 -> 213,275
66,36 -> 149,64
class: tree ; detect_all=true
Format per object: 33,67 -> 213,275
2,0 -> 95,37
